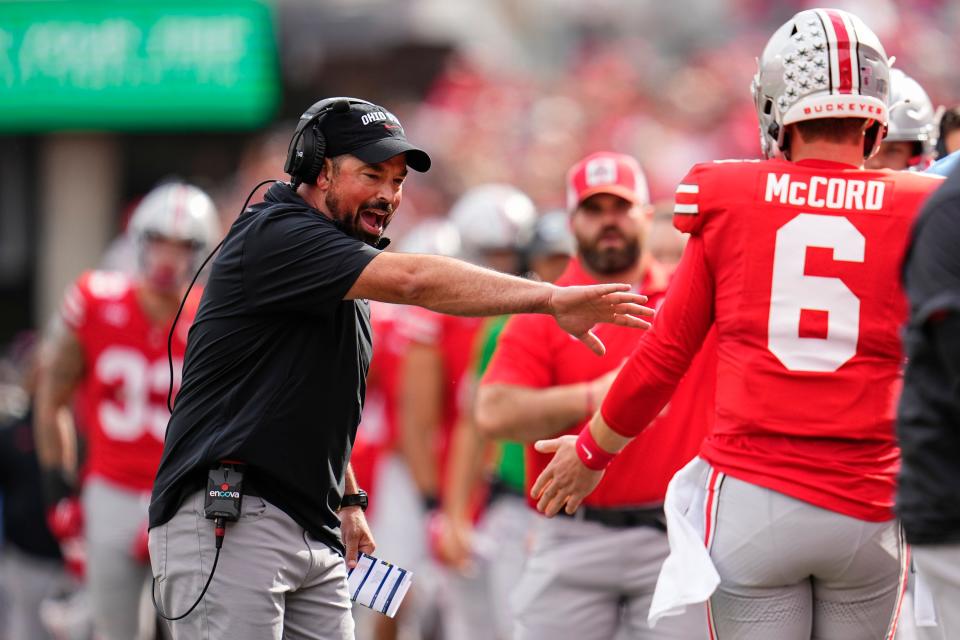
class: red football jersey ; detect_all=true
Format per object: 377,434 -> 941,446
483,258 -> 717,508
350,301 -> 409,499
397,308 -> 483,479
62,271 -> 199,491
602,158 -> 943,521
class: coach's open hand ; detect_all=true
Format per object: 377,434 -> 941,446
531,435 -> 604,516
549,284 -> 653,356
340,506 -> 376,570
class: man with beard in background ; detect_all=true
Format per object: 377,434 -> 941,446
476,152 -> 716,640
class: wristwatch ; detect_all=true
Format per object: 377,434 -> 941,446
340,490 -> 368,512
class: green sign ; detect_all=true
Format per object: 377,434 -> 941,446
0,1 -> 279,131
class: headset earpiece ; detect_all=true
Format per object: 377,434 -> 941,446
299,123 -> 327,186
284,98 -> 366,189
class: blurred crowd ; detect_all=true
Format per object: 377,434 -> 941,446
2,0 -> 960,638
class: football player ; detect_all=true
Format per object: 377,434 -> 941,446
531,9 -> 944,639
34,182 -> 219,640
398,184 -> 535,640
865,69 -> 938,171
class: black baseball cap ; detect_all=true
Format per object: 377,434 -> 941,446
322,100 -> 431,173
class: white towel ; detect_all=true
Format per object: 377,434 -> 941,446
648,457 -> 721,628
913,562 -> 938,627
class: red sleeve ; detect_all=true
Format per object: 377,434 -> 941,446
481,314 -> 554,389
673,164 -> 708,235
601,235 -> 715,436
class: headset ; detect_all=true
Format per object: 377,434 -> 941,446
284,97 -> 374,188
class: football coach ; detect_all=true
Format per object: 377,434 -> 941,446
146,97 -> 654,640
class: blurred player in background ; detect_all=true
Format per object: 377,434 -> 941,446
398,184 -> 535,640
434,209 -> 575,639
525,209 -> 576,282
532,9 -> 945,639
364,218 -> 461,640
477,152 -> 715,640
866,69 -> 938,171
935,106 -> 960,159
34,183 -> 219,640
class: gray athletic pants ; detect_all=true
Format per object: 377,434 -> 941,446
0,545 -> 70,640
442,493 -> 535,640
513,513 -> 707,640
83,476 -> 154,640
911,544 -> 960,640
707,472 -> 907,639
149,489 -> 353,640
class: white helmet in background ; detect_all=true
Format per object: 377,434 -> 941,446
129,182 -> 220,290
752,8 -> 891,159
130,182 -> 220,255
528,209 -> 575,259
398,218 -> 462,257
449,184 -> 537,260
886,69 -> 938,164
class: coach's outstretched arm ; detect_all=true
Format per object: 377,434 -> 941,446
347,252 -> 654,356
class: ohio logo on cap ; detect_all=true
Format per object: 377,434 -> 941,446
566,152 -> 650,211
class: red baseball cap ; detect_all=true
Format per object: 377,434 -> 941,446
566,151 -> 650,211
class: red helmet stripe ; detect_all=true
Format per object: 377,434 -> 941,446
172,184 -> 188,238
823,9 -> 858,94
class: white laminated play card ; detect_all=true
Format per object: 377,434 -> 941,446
347,553 -> 413,618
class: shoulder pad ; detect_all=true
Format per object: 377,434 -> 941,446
710,158 -> 762,164
83,270 -> 132,301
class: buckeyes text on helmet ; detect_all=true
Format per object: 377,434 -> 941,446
448,184 -> 537,258
751,8 -> 891,159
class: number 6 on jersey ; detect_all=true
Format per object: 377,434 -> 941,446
768,213 -> 865,372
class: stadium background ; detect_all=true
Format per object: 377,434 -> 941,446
0,1 -> 957,638
0,0 -> 957,346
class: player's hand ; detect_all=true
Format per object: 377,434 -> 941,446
427,511 -> 474,573
47,497 -> 83,541
530,435 -> 604,516
46,497 -> 86,580
339,506 -> 376,570
549,284 -> 653,356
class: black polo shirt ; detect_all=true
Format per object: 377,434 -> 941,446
149,182 -> 379,554
896,166 -> 960,546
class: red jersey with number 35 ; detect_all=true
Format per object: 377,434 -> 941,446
601,158 -> 942,521
61,271 -> 199,491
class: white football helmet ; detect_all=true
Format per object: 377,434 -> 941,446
528,209 -> 575,259
752,8 -> 891,159
398,218 -> 462,257
129,182 -> 220,259
886,69 -> 938,162
449,184 -> 537,259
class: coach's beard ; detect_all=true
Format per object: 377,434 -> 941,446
326,193 -> 393,247
581,228 -> 640,275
